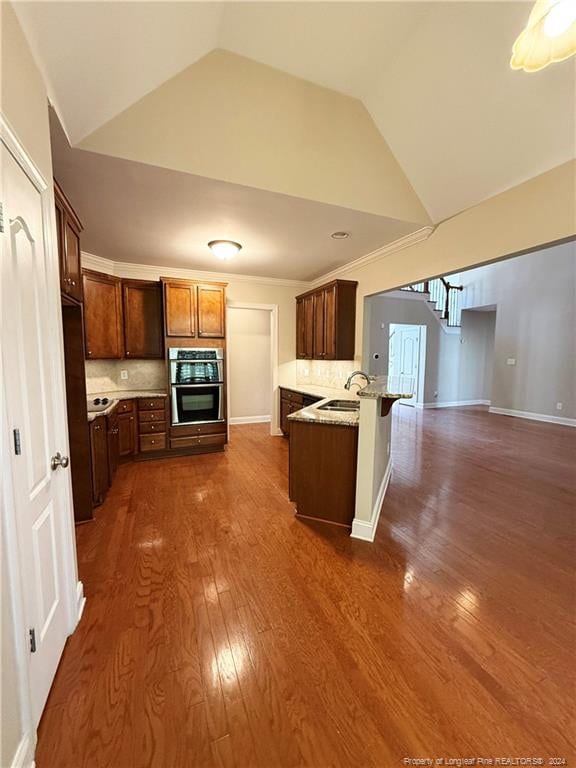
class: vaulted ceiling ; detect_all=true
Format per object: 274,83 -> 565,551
13,1 -> 575,278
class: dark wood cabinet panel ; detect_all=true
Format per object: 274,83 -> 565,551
122,280 -> 163,359
296,295 -> 314,359
107,410 -> 120,481
83,270 -> 124,359
295,280 -> 357,361
118,411 -> 136,457
197,284 -> 226,338
313,290 -> 326,359
280,394 -> 292,436
323,284 -> 337,360
279,388 -> 322,437
64,221 -> 82,302
61,304 -> 93,522
289,420 -> 358,526
55,180 -> 83,303
164,281 -> 196,337
90,416 -> 109,505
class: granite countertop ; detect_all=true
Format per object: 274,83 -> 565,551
285,386 -> 361,428
283,377 -> 412,427
86,390 -> 168,422
356,376 -> 413,400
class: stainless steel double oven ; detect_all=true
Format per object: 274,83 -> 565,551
169,347 -> 224,426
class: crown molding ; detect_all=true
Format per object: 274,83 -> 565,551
81,252 -> 309,288
309,225 -> 436,286
82,226 -> 435,290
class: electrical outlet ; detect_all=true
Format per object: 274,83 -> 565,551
556,402 -> 563,411
506,358 -> 516,366
120,369 -> 128,380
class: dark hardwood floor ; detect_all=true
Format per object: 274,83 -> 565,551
36,407 -> 576,767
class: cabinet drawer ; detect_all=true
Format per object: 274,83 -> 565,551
171,422 -> 226,438
138,397 -> 166,411
139,421 -> 166,435
139,433 -> 166,452
170,434 -> 226,450
139,410 -> 165,423
116,399 -> 134,413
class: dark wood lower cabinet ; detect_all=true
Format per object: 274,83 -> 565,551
280,387 -> 322,436
90,416 -> 109,506
107,410 -> 120,481
289,419 -> 358,527
118,411 -> 136,457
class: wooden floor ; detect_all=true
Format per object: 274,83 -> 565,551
36,407 -> 576,767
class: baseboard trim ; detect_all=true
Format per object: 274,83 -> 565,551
351,459 -> 392,543
11,732 -> 35,768
76,580 -> 86,626
229,415 -> 271,425
489,407 -> 576,427
416,399 -> 490,409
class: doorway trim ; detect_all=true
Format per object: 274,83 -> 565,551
226,301 -> 280,436
1,114 -> 82,764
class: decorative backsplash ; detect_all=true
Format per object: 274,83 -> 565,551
296,359 -> 357,389
85,360 -> 166,394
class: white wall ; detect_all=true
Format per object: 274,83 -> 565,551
227,307 -> 272,422
461,241 -> 576,420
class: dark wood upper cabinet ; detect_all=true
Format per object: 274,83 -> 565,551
122,280 -> 163,358
83,270 -> 124,359
163,280 -> 196,337
296,295 -> 314,359
54,180 -> 83,303
313,290 -> 326,359
197,284 -> 226,338
162,278 -> 226,339
295,280 -> 357,361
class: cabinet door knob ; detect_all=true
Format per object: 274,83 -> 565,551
71,280 -> 76,286
87,351 -> 93,356
126,351 -> 130,356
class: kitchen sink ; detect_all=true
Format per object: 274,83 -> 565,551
317,400 -> 360,412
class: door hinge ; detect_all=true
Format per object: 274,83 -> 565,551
29,628 -> 36,653
13,429 -> 21,455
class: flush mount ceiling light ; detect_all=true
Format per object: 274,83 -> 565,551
331,231 -> 350,239
208,240 -> 242,261
511,0 -> 576,72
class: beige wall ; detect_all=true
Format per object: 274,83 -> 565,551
313,160 -> 576,362
228,307 -> 272,420
1,3 -> 55,764
80,49 -> 429,225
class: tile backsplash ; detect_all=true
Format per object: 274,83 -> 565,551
85,360 -> 166,394
296,359 -> 357,389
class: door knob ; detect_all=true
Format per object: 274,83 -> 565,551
51,452 -> 70,471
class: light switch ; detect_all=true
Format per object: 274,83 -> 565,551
120,369 -> 128,380
556,402 -> 563,411
506,358 -> 516,366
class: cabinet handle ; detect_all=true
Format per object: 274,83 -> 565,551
87,351 -> 93,356
151,440 -> 156,445
71,280 -> 76,286
94,425 -> 101,431
126,351 -> 130,356
150,425 -> 155,430
130,416 -> 134,421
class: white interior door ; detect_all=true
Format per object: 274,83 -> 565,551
2,143 -> 72,725
388,324 -> 421,405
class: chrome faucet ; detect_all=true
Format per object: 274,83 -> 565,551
344,371 -> 370,391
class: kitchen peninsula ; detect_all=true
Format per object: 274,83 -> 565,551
287,376 -> 411,542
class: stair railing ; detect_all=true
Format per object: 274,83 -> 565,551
401,277 -> 464,327
440,277 -> 464,327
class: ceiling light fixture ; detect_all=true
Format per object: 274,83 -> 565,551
331,231 -> 350,239
511,0 -> 576,71
208,240 -> 242,261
